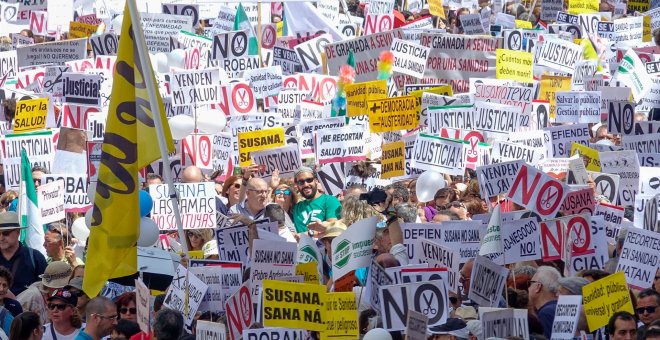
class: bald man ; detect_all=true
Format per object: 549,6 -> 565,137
229,177 -> 268,220
180,166 -> 229,216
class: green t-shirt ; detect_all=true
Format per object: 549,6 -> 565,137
292,194 -> 342,233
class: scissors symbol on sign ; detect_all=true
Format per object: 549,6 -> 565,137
540,189 -> 558,210
422,292 -> 436,315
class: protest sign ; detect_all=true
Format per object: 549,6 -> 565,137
622,133 -> 660,154
276,90 -> 306,120
616,228 -> 660,289
197,321 -> 226,340
460,14 -> 486,34
238,127 -> 286,167
244,66 -> 282,99
539,75 -> 572,117
243,328 -> 306,339
225,282 -> 253,340
295,262 -> 321,285
561,187 -> 595,215
615,49 -> 652,102
345,80 -> 388,117
13,97 -> 48,133
570,143 -> 601,171
170,69 -> 220,107
181,134 -> 214,169
496,49 -> 533,83
379,280 -> 449,331
490,140 -> 545,164
90,33 -> 118,56
68,21 -> 98,41
416,238 -> 460,292
380,141 -> 405,179
426,105 -> 474,133
555,91 -> 601,123
322,292 -> 359,340
0,50 -> 16,79
16,39 -> 87,68
391,38 -> 430,78
537,38 -> 582,74
363,14 -> 394,36
163,265 -> 209,328
135,278 -> 150,334
2,131 -> 54,190
498,218 -> 542,264
189,264 -> 225,314
150,183 -> 216,230
42,175 -> 91,213
294,34 -> 332,72
476,160 -> 525,200
250,239 -> 297,301
406,310 -> 428,340
411,134 -> 465,176
508,163 -> 570,220
212,29 -> 251,61
141,13 -> 193,52
250,144 -> 302,180
163,3 -> 200,27
332,217 -> 378,280
403,221 -> 482,263
315,125 -> 366,165
599,150 -> 640,206
545,124 -> 591,157
551,295 -> 583,340
61,72 -> 102,106
474,101 -> 526,136
262,280 -> 326,331
325,29 -> 403,82
367,96 -> 419,132
472,81 -> 533,114
589,171 -> 621,204
583,272 -> 634,332
468,256 -> 509,307
365,260 -> 394,311
37,180 -> 65,224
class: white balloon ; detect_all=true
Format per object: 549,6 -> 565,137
84,209 -> 93,228
416,170 -> 446,203
137,217 -> 159,247
196,109 -> 227,134
168,115 -> 195,140
154,52 -> 169,73
167,49 -> 186,69
71,217 -> 90,242
363,328 -> 392,340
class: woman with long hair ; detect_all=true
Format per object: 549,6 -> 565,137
221,176 -> 243,210
9,312 -> 44,340
184,229 -> 214,252
42,288 -> 83,340
270,170 -> 298,232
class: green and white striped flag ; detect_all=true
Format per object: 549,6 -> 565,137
20,148 -> 46,256
234,3 -> 259,56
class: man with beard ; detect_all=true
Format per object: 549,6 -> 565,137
292,167 -> 342,234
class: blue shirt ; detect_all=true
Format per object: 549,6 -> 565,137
75,330 -> 94,340
0,243 -> 47,295
538,299 -> 558,339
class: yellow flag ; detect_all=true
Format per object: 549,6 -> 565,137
83,1 -> 174,298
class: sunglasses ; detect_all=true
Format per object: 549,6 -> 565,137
120,307 -> 137,314
47,303 -> 69,311
186,231 -> 202,238
296,178 -> 314,186
274,189 -> 291,195
636,306 -> 657,314
444,201 -> 465,209
0,230 -> 15,237
232,183 -> 241,189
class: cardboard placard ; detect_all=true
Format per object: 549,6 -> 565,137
315,125 -> 366,165
13,97 -> 48,133
163,265 -> 209,328
149,182 -> 216,230
582,272 -> 634,332
42,174 -> 91,213
411,134 -> 465,176
262,280 -> 326,331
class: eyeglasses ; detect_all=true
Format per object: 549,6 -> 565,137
274,189 -> 291,195
247,189 -> 269,196
295,178 -> 314,186
186,231 -> 201,238
94,313 -> 118,320
33,179 -> 41,185
636,306 -> 658,314
655,276 -> 660,280
232,183 -> 241,189
0,230 -> 15,237
119,307 -> 137,314
47,303 -> 69,311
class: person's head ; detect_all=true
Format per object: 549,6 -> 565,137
395,203 -> 417,223
264,204 -> 286,227
222,176 -> 242,205
374,227 -> 392,254
528,266 -> 560,309
0,266 -> 11,301
153,308 -> 184,340
115,292 -> 137,323
637,289 -> 660,326
341,195 -> 381,227
557,277 -> 589,295
31,166 -> 48,189
594,124 -> 615,143
446,201 -> 468,220
0,190 -> 17,212
434,188 -> 456,208
459,259 -> 474,297
581,269 -> 610,282
71,265 -> 85,280
375,252 -> 400,268
43,222 -> 70,259
0,212 -> 26,251
320,223 -> 347,259
272,183 -> 296,212
9,311 -> 44,340
66,277 -> 90,314
181,166 -> 203,183
386,183 -> 410,206
47,288 -> 81,327
41,261 -> 73,291
85,296 -> 118,339
294,167 -> 319,200
153,294 -> 166,313
608,311 -> 637,340
110,319 -> 141,340
433,210 -> 460,222
645,328 -> 660,340
145,173 -> 163,187
245,177 -> 269,211
343,184 -> 367,200
185,228 -> 213,251
407,180 -> 418,203
462,198 -> 487,219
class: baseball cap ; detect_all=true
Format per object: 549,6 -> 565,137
47,288 -> 78,306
